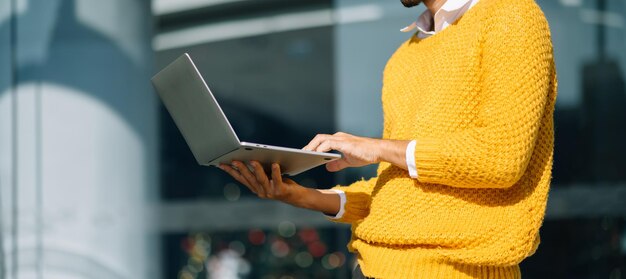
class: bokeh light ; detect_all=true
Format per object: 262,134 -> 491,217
321,252 -> 345,269
307,240 -> 326,258
186,257 -> 204,273
295,251 -> 314,268
178,270 -> 194,279
177,233 -> 212,278
248,229 -> 266,245
278,221 -> 296,238
271,239 -> 290,258
223,183 -> 241,201
298,227 -> 319,243
229,240 -> 246,256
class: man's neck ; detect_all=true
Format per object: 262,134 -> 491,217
423,0 -> 448,15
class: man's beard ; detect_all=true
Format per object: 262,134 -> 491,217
400,0 -> 422,7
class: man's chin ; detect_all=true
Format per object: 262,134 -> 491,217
400,0 -> 422,7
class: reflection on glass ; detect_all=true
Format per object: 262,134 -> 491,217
166,227 -> 351,279
157,26 -> 336,200
522,218 -> 625,278
154,0 -> 626,278
551,0 -> 626,185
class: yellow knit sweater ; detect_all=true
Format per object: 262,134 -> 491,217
330,0 -> 557,278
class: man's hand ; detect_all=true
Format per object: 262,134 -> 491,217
303,132 -> 410,172
303,132 -> 381,171
219,161 -> 341,216
219,161 -> 302,204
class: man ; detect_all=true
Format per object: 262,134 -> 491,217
220,0 -> 557,277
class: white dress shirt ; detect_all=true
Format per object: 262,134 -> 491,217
329,0 -> 479,219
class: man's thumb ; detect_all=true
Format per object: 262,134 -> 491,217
326,159 -> 349,172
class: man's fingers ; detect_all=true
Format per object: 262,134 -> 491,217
303,134 -> 329,151
316,139 -> 344,153
234,161 -> 265,197
302,134 -> 321,150
315,140 -> 331,152
219,164 -> 257,194
308,135 -> 347,153
271,163 -> 283,185
251,161 -> 272,197
251,161 -> 269,185
326,158 -> 350,172
219,164 -> 246,184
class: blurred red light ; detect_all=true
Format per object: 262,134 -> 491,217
248,229 -> 266,245
307,240 -> 327,258
298,228 -> 319,243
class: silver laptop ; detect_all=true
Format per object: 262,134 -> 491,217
151,53 -> 341,176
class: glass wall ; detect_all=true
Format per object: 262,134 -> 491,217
155,0 -> 626,278
0,0 -> 157,278
154,1 -> 354,278
0,0 -> 623,278
0,0 -> 12,274
334,0 -> 626,278
522,1 -> 626,278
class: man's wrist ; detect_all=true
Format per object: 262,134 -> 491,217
292,187 -> 342,216
372,138 -> 387,163
376,139 -> 411,169
286,184 -> 310,208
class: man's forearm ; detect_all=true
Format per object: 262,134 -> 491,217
292,187 -> 341,216
281,137 -> 409,217
376,139 -> 411,170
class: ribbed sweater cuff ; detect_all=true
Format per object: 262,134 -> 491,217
326,185 -> 370,224
413,136 -> 447,184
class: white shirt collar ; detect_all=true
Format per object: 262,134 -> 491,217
400,0 -> 479,39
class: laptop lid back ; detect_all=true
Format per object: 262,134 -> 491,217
151,53 -> 240,165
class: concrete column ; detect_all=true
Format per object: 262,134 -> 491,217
0,0 -> 158,278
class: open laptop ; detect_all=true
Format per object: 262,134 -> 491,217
151,53 -> 341,176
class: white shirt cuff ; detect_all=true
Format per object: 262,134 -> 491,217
326,189 -> 346,219
406,140 -> 418,178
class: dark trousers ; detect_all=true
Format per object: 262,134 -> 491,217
352,264 -> 375,279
